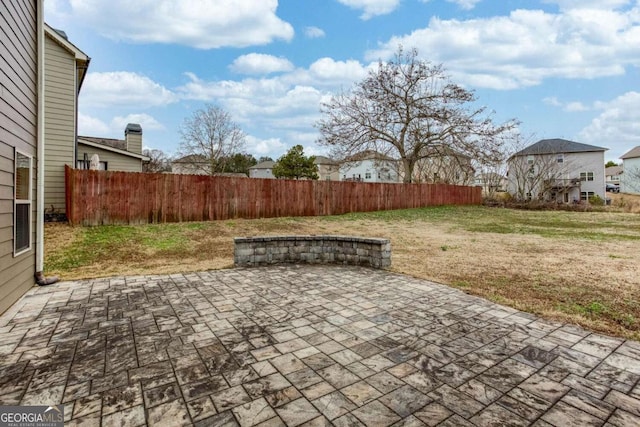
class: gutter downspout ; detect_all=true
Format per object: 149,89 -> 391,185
36,0 -> 44,274
35,0 -> 58,286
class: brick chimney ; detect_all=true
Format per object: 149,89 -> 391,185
125,123 -> 142,154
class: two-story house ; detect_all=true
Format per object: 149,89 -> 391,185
507,139 -> 607,203
43,25 -> 149,218
249,160 -> 276,179
314,156 -> 340,181
340,150 -> 399,183
620,147 -> 640,194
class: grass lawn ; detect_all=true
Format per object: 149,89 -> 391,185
45,204 -> 640,340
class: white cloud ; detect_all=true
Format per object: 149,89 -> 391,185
80,72 -> 177,108
230,53 -> 294,75
564,102 -> 588,112
304,26 -> 326,38
545,0 -> 632,11
78,113 -> 110,135
447,0 -> 481,10
178,55 -> 372,137
67,0 -> 294,49
367,6 -> 640,89
246,136 -> 287,156
579,91 -> 640,159
307,58 -> 369,84
111,114 -> 166,131
543,97 -> 588,112
337,0 -> 401,20
44,0 -> 72,23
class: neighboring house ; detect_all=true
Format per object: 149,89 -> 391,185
42,25 -> 148,216
172,154 -> 209,175
605,165 -> 623,186
474,172 -> 507,195
620,147 -> 640,194
1,0 -> 44,313
314,156 -> 340,181
77,124 -> 148,172
249,160 -> 276,179
507,138 -> 607,203
340,151 -> 399,183
412,145 -> 475,185
43,23 -> 90,217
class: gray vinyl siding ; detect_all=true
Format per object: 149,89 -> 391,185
78,143 -> 143,172
44,34 -> 76,214
0,0 -> 38,314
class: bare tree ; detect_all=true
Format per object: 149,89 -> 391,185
316,46 -> 517,183
142,148 -> 171,173
178,104 -> 246,175
411,146 -> 475,184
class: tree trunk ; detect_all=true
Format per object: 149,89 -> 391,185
402,158 -> 414,183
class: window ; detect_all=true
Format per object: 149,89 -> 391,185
580,172 -> 594,182
365,172 -> 371,180
580,191 -> 595,201
14,151 -> 32,255
527,155 -> 534,165
612,176 -> 620,182
556,154 -> 564,163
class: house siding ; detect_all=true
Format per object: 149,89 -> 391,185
77,143 -> 143,172
572,151 -> 606,200
340,159 -> 399,183
44,33 -> 76,214
0,0 -> 39,314
621,157 -> 640,194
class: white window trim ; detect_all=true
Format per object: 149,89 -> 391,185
14,150 -> 32,257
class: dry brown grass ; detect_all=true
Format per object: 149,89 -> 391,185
45,206 -> 640,340
610,192 -> 640,213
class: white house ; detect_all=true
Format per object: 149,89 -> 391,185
340,151 -> 399,183
507,139 -> 607,203
249,160 -> 276,179
620,147 -> 640,194
605,165 -> 623,186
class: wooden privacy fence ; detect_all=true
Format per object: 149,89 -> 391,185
65,166 -> 482,226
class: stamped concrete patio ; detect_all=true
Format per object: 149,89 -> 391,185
1,265 -> 639,426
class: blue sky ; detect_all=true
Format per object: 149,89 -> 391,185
45,0 -> 640,162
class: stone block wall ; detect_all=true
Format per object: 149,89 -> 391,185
234,236 -> 391,269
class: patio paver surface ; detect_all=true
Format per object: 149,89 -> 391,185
1,265 -> 639,426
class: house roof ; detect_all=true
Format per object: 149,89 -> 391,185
250,160 -> 275,169
173,154 -> 208,164
343,150 -> 396,162
512,139 -> 608,157
314,155 -> 337,165
77,136 -> 150,161
605,166 -> 623,176
79,136 -> 126,151
621,146 -> 640,160
44,23 -> 90,90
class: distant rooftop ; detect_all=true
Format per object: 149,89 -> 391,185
512,139 -> 607,156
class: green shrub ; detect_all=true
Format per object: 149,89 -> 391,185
589,195 -> 605,206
